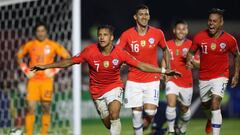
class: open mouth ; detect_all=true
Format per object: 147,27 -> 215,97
209,26 -> 215,32
99,41 -> 105,44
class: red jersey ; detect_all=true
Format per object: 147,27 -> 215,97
190,29 -> 239,80
117,26 -> 167,82
71,44 -> 140,99
168,39 -> 198,88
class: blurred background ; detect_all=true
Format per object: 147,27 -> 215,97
0,0 -> 239,134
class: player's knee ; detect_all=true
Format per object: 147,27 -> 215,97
27,106 -> 35,114
109,110 -> 120,120
167,100 -> 176,107
27,108 -> 35,115
211,96 -> 221,110
144,109 -> 157,117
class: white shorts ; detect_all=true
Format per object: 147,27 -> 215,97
199,77 -> 228,102
124,81 -> 160,108
166,81 -> 193,106
94,87 -> 123,119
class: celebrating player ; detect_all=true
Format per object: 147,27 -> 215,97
165,20 -> 199,135
116,4 -> 171,134
17,22 -> 70,135
187,8 -> 240,135
31,25 -> 180,135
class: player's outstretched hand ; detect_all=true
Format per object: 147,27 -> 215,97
231,75 -> 239,88
30,65 -> 47,72
165,69 -> 182,77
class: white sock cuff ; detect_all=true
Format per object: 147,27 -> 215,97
144,109 -> 157,116
132,110 -> 142,115
166,106 -> 176,121
166,106 -> 176,112
211,109 -> 221,114
110,118 -> 120,123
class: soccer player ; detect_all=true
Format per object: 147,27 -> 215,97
31,25 -> 180,135
116,4 -> 171,134
16,22 -> 71,135
187,8 -> 240,135
165,20 -> 199,135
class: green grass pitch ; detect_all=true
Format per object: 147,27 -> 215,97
82,118 -> 240,135
2,118 -> 239,135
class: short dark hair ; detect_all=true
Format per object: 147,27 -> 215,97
97,25 -> 115,35
209,8 -> 225,17
174,19 -> 188,28
135,4 -> 149,14
34,21 -> 48,32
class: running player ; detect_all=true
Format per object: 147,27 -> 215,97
187,8 -> 240,135
165,20 -> 199,135
31,25 -> 180,135
116,4 -> 171,135
17,22 -> 70,135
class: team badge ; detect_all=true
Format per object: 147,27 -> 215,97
103,61 -> 109,68
112,58 -> 119,66
211,43 -> 217,50
148,37 -> 155,45
220,42 -> 226,49
140,40 -> 146,47
182,48 -> 188,57
44,45 -> 51,54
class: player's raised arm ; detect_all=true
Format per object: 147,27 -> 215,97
31,59 -> 74,71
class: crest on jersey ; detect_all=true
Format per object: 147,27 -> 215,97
44,45 -> 51,54
140,40 -> 146,47
220,42 -> 226,49
182,48 -> 189,57
112,58 -> 119,66
211,43 -> 217,50
103,61 -> 109,68
148,37 -> 155,45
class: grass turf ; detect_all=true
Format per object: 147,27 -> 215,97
82,118 -> 240,135
2,118 -> 239,135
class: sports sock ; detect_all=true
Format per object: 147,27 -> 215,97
25,114 -> 35,135
166,106 -> 176,132
41,114 -> 51,135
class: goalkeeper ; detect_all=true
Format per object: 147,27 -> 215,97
16,22 -> 70,135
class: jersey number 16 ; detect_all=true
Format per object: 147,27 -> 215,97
130,43 -> 140,52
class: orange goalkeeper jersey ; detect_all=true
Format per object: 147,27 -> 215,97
17,39 -> 70,80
